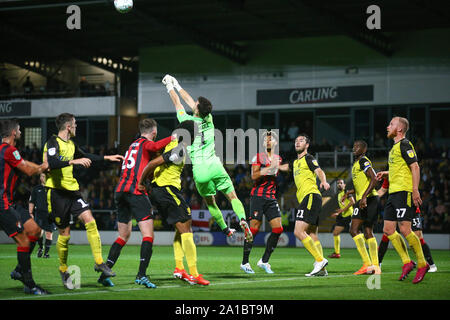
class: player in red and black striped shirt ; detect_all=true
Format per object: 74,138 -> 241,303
0,119 -> 49,295
99,118 -> 173,288
241,130 -> 290,274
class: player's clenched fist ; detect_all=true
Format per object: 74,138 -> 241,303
162,74 -> 172,85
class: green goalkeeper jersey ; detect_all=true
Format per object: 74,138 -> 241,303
177,109 -> 217,165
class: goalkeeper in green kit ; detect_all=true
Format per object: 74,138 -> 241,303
162,74 -> 253,242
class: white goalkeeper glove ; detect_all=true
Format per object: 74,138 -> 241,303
162,74 -> 172,86
171,76 -> 182,92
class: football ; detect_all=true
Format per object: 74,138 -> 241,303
114,0 -> 133,13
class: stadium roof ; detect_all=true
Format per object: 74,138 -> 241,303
1,0 -> 450,70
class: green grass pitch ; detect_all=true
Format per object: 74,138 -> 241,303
0,244 -> 449,300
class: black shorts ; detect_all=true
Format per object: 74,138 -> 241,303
47,188 -> 90,229
352,196 -> 379,228
149,184 -> 191,226
115,192 -> 153,224
0,207 -> 24,238
16,205 -> 33,226
249,196 -> 281,222
384,191 -> 415,222
336,214 -> 351,228
295,193 -> 322,226
35,211 -> 56,232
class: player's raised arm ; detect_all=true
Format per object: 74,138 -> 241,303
163,74 -> 196,111
162,75 -> 186,113
144,136 -> 174,153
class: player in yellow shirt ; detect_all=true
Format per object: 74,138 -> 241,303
43,113 -> 124,289
138,120 -> 209,286
291,134 -> 330,277
328,178 -> 355,259
344,140 -> 380,275
376,117 -> 429,284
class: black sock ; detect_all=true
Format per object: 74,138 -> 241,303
106,241 -> 125,269
44,239 -> 52,255
378,240 -> 389,264
17,248 -> 36,288
421,242 -> 434,265
262,232 -> 281,263
37,237 -> 44,249
137,238 -> 153,278
29,240 -> 37,255
242,240 -> 253,265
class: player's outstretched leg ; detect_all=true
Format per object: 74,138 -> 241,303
415,232 -> 437,272
350,219 -> 373,275
43,234 -> 53,258
378,234 -> 390,267
329,227 -> 342,258
204,196 -> 236,237
258,225 -> 283,274
36,234 -> 44,258
294,221 -> 327,276
173,230 -> 192,282
241,226 -> 258,274
365,227 -> 381,274
403,230 -> 429,284
225,192 -> 253,242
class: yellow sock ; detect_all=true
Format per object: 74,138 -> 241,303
367,237 -> 379,266
405,232 -> 427,268
173,231 -> 185,270
388,231 -> 411,265
314,240 -> 323,257
353,234 -> 372,266
334,235 -> 341,254
56,235 -> 70,273
181,233 -> 198,277
302,236 -> 323,262
85,220 -> 103,265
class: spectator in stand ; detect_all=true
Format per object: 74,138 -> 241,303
230,216 -> 240,231
429,214 -> 443,233
443,215 -> 450,233
1,75 -> 11,95
23,76 -> 34,95
234,166 -> 246,185
79,76 -> 89,96
105,213 -> 117,231
287,121 -> 299,140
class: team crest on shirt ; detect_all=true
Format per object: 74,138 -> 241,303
48,147 -> 56,156
12,150 -> 21,160
407,150 -> 415,158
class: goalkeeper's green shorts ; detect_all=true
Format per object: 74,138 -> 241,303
192,158 -> 235,197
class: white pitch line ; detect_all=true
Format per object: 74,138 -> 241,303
2,271 -> 403,300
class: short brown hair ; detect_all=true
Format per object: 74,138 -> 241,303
197,96 -> 212,118
0,118 -> 19,138
397,117 -> 409,133
139,118 -> 157,134
55,113 -> 74,131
